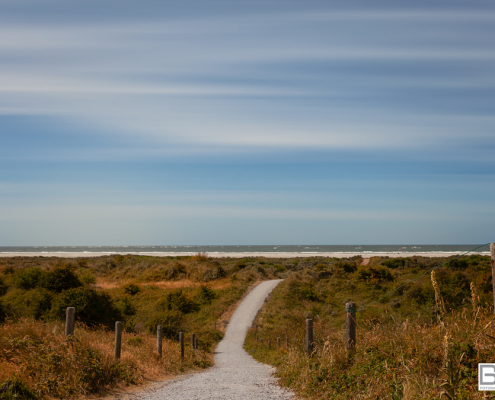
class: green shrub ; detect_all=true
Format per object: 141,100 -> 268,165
164,290 -> 199,314
123,284 -> 140,296
407,285 -> 434,305
12,268 -> 44,290
381,258 -> 408,269
198,285 -> 216,303
116,296 -> 136,317
51,287 -> 121,327
0,376 -> 38,400
334,262 -> 357,276
274,264 -> 287,272
145,310 -> 184,337
41,266 -> 82,293
0,301 -> 6,323
357,266 -> 394,283
0,277 -> 7,296
79,270 -> 96,285
2,288 -> 53,320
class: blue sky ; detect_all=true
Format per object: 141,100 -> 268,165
1,0 -> 494,245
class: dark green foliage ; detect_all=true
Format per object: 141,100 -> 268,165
198,285 -> 216,304
235,259 -> 250,269
12,268 -> 44,290
164,289 -> 199,314
0,376 -> 38,400
284,280 -> 320,303
434,270 -> 470,307
334,262 -> 357,275
51,287 -> 122,327
216,266 -> 226,278
123,284 -> 140,296
145,310 -> 184,337
357,266 -> 394,283
476,272 -> 492,293
41,265 -> 82,293
0,277 -> 7,296
407,285 -> 435,305
274,264 -> 287,272
117,296 -> 136,316
0,301 -> 5,323
381,259 -> 408,269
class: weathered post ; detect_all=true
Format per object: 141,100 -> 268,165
179,331 -> 184,360
306,319 -> 313,356
157,325 -> 163,357
277,337 -> 280,350
191,333 -> 196,350
286,337 -> 289,350
268,339 -> 271,349
345,302 -> 357,352
115,321 -> 123,359
491,243 -> 495,315
195,337 -> 198,350
65,307 -> 75,337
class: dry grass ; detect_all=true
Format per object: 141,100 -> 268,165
245,254 -> 495,399
247,306 -> 495,399
0,318 -> 211,399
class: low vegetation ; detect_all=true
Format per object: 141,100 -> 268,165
244,254 -> 494,399
0,253 -> 291,399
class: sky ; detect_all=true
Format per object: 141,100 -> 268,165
1,0 -> 494,246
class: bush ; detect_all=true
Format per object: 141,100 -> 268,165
41,266 -> 82,293
334,262 -> 357,276
0,277 -> 7,296
407,285 -> 435,305
164,290 -> 199,314
145,310 -> 184,338
381,258 -> 408,269
0,301 -> 6,323
12,268 -> 44,290
123,284 -> 140,296
198,285 -> 216,303
0,376 -> 38,400
51,287 -> 121,327
357,266 -> 394,283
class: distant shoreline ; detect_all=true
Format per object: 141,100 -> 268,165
0,251 -> 489,259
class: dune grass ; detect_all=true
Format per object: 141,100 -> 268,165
245,254 -> 495,399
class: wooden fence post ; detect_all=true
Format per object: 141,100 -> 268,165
65,307 -> 75,337
286,337 -> 289,350
268,339 -> 271,349
491,243 -> 495,315
157,325 -> 162,357
277,337 -> 280,350
191,333 -> 196,350
195,337 -> 198,350
179,331 -> 184,361
306,319 -> 313,356
115,321 -> 123,359
345,302 -> 357,352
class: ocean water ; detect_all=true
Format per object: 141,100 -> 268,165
0,244 -> 490,255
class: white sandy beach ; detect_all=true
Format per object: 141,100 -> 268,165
0,251 -> 489,258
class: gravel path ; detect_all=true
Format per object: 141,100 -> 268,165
126,279 -> 295,400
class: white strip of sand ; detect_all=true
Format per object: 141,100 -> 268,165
0,251 -> 489,258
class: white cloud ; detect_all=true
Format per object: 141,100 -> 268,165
0,8 -> 494,153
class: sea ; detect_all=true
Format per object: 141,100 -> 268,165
0,244 -> 490,257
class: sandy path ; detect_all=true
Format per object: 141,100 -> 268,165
124,279 -> 294,400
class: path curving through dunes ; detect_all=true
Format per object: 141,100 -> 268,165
126,279 -> 295,400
